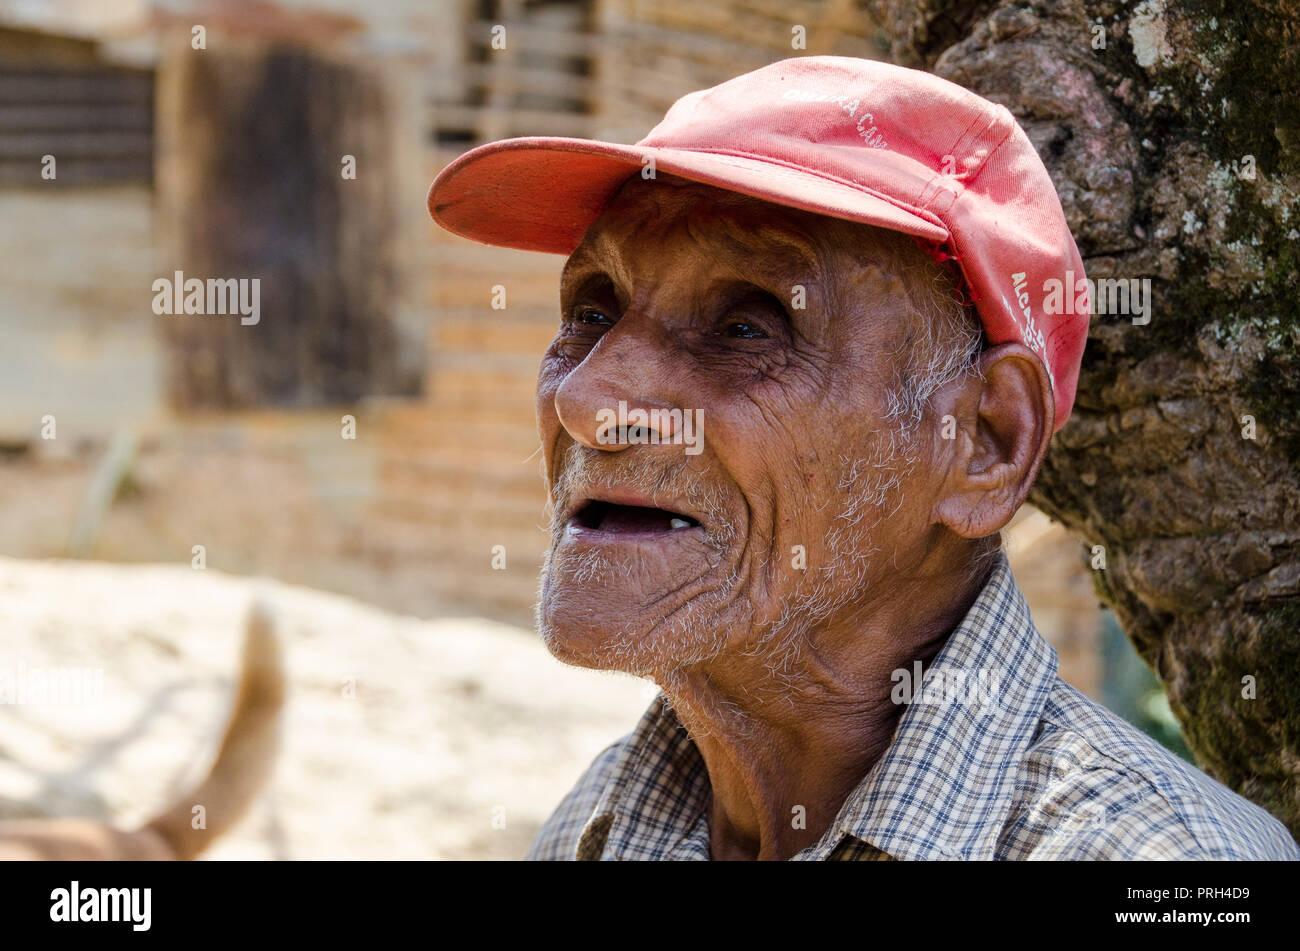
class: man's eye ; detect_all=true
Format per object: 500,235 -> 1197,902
724,321 -> 767,339
574,307 -> 612,326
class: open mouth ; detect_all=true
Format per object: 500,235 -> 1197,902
569,500 -> 701,535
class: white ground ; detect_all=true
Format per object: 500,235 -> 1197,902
0,557 -> 652,859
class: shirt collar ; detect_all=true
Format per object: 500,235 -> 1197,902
576,553 -> 1059,860
577,691 -> 713,860
814,554 -> 1059,860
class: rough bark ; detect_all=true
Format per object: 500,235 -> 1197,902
864,0 -> 1300,833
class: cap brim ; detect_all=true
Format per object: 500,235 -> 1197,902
428,136 -> 948,254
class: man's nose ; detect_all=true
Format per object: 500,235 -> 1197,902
553,329 -> 684,452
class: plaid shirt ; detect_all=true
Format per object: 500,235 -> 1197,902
526,555 -> 1300,860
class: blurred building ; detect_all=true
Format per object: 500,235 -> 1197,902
0,0 -> 1104,694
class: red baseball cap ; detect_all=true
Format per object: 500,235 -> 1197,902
428,56 -> 1088,431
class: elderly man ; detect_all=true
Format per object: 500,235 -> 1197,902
429,57 -> 1298,860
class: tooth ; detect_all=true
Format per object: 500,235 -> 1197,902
669,518 -> 690,530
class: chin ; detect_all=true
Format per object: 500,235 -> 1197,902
535,553 -> 737,678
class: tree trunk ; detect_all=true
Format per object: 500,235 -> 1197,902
864,0 -> 1300,834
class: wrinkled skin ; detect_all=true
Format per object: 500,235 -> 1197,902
534,174 -> 1053,860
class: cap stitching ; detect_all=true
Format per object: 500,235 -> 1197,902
651,145 -> 946,232
911,108 -> 985,214
959,106 -> 1019,190
916,105 -> 1008,216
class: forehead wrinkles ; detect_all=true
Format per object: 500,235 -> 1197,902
563,180 -> 691,285
567,181 -> 825,288
683,211 -> 823,282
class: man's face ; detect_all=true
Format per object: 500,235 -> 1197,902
534,176 -> 951,678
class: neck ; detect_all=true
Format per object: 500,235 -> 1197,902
659,548 -> 991,860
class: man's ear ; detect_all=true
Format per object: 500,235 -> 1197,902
931,343 -> 1054,539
